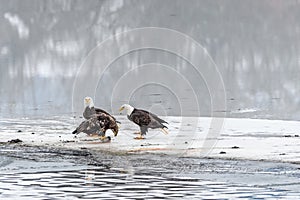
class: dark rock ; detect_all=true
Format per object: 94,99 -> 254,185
185,141 -> 188,144
62,140 -> 75,143
219,151 -> 226,154
295,135 -> 299,137
31,132 -> 35,134
284,135 -> 292,137
8,139 -> 23,144
17,130 -> 22,132
232,146 -> 239,149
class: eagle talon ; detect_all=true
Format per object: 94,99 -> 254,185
99,136 -> 111,143
134,136 -> 145,140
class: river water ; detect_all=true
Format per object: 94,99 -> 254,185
1,145 -> 300,199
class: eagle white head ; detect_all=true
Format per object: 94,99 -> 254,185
84,96 -> 94,108
119,104 -> 134,116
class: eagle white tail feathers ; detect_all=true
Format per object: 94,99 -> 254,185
161,128 -> 169,135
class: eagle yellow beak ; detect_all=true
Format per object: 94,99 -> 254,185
119,107 -> 124,112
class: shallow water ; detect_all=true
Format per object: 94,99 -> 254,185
1,167 -> 295,199
0,157 -> 298,199
1,145 -> 300,199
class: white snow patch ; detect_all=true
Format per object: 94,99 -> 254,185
231,108 -> 258,113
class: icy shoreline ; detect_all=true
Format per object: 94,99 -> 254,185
0,115 -> 300,164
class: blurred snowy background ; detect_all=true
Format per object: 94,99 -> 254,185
0,0 -> 299,120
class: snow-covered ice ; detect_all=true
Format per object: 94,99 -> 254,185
1,115 -> 299,163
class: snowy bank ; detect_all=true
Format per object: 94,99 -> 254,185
0,116 -> 299,163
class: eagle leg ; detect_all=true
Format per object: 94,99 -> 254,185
134,127 -> 146,139
133,131 -> 141,135
99,136 -> 106,140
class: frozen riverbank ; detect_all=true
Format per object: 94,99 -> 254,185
0,115 -> 300,163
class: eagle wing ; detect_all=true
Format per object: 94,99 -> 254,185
148,112 -> 168,124
134,109 -> 168,125
95,107 -> 121,124
73,117 -> 104,135
95,107 -> 111,116
129,109 -> 151,126
96,113 -> 119,136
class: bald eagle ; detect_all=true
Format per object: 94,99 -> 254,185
72,97 -> 119,140
72,115 -> 111,142
119,104 -> 168,139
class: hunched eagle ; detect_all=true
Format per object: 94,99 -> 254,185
72,115 -> 111,142
72,97 -> 119,141
119,104 -> 168,139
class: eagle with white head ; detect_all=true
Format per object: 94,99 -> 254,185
119,104 -> 168,139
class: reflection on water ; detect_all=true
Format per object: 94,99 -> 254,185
0,157 -> 298,199
1,0 -> 300,120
